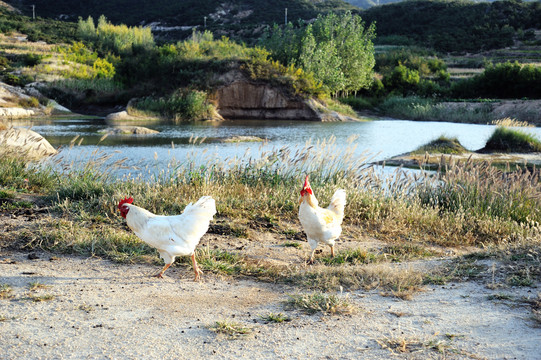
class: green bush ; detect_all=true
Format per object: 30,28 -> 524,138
129,90 -> 215,122
22,53 -> 45,67
18,97 -> 40,108
451,62 -> 541,99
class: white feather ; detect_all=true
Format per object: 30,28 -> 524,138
124,196 -> 216,265
299,189 -> 346,252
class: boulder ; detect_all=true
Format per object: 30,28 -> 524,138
0,127 -> 57,160
0,107 -> 35,118
220,136 -> 265,143
98,126 -> 159,135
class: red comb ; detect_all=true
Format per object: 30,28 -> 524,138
118,196 -> 133,210
302,175 -> 313,195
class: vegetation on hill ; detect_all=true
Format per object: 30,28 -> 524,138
5,0 -> 354,35
361,0 -> 541,52
0,7 -> 76,43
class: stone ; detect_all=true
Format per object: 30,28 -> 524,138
0,127 -> 57,160
98,126 -> 159,135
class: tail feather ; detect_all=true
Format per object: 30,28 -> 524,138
327,189 -> 346,216
184,196 -> 217,217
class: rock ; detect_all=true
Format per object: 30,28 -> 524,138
221,136 -> 265,143
213,70 -> 361,122
0,108 -> 35,118
0,127 -> 57,160
98,126 -> 159,135
105,111 -> 159,122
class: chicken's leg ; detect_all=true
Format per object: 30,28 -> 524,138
191,253 -> 203,281
330,245 -> 335,258
153,263 -> 171,278
307,248 -> 316,265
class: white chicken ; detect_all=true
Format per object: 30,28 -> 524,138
298,175 -> 346,264
118,196 -> 216,280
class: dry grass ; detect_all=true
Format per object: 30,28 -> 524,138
285,292 -> 356,315
0,284 -> 13,299
492,117 -> 534,128
1,138 -> 540,297
28,281 -> 50,291
209,320 -> 252,338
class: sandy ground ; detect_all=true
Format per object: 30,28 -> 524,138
1,250 -> 540,360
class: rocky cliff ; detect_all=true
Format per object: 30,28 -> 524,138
213,71 -> 360,122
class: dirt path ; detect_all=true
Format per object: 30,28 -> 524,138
1,251 -> 540,360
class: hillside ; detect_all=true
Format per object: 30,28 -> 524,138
361,0 -> 541,52
344,0 -> 539,9
5,0 -> 355,27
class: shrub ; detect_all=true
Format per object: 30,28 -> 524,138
18,97 -> 40,108
128,90 -> 215,122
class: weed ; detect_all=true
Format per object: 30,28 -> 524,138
506,268 -> 534,287
28,281 -> 49,291
78,304 -> 94,313
0,284 -> 13,299
259,312 -> 291,323
209,320 -> 252,338
28,294 -> 55,302
285,292 -> 355,315
487,293 -> 514,301
282,241 -> 302,248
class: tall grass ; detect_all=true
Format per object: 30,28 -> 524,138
378,96 -> 492,123
1,136 -> 540,262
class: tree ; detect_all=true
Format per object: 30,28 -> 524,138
261,11 -> 375,96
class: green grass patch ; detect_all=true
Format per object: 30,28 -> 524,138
209,320 -> 252,338
259,312 -> 291,323
411,136 -> 468,155
282,241 -> 302,248
482,127 -> 541,153
285,292 -> 355,315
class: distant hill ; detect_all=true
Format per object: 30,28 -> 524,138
360,0 -> 541,52
4,0 -> 355,27
343,0 -> 539,9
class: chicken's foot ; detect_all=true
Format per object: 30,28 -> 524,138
153,263 -> 171,278
191,253 -> 203,281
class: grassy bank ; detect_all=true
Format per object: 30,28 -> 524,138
1,141 -> 539,294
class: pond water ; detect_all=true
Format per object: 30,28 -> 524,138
20,117 -> 541,177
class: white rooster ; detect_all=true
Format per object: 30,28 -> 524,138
118,196 -> 216,280
298,175 -> 346,264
